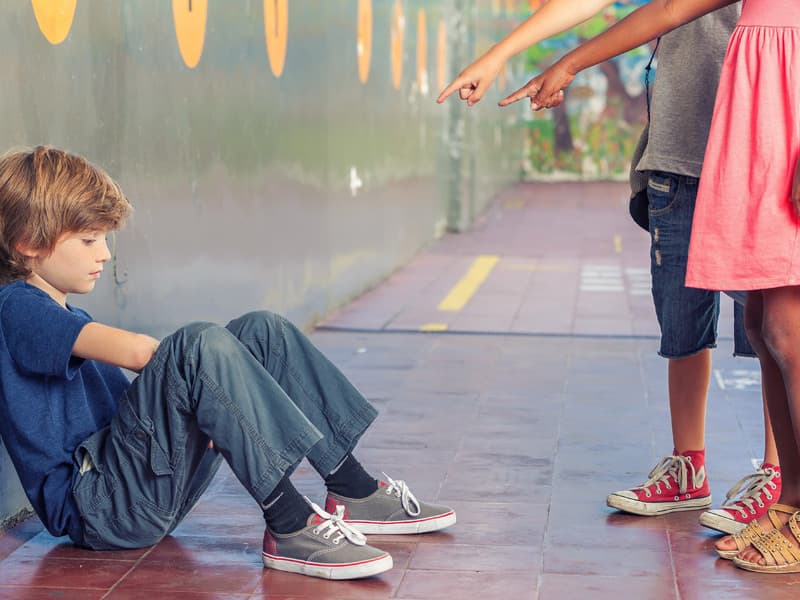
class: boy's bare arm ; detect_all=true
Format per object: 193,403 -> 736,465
73,322 -> 160,373
500,0 -> 739,108
436,0 -> 616,105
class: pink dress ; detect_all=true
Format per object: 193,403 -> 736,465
685,0 -> 800,291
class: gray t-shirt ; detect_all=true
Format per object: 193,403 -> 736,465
636,5 -> 740,177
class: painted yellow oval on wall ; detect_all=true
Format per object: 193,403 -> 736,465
357,0 -> 372,84
172,0 -> 207,69
416,10 -> 427,95
31,0 -> 77,45
264,0 -> 288,77
390,0 -> 404,90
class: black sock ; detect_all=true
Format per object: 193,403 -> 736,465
324,454 -> 379,499
262,476 -> 314,534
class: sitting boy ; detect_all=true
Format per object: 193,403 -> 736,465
0,146 -> 455,580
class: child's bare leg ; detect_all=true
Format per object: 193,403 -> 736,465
734,288 -> 800,564
715,292 -> 790,552
669,350 -> 711,453
763,390 -> 780,466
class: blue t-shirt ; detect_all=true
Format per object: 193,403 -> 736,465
0,281 -> 131,542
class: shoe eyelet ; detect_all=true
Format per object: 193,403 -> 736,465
766,492 -> 773,500
770,483 -> 777,489
333,539 -> 341,545
750,509 -> 756,515
758,501 -> 765,508
674,496 -> 680,501
313,527 -> 321,535
645,491 -> 652,498
685,494 -> 690,499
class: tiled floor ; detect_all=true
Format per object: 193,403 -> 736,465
1,182 -> 798,598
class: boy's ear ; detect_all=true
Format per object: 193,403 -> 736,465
15,242 -> 40,259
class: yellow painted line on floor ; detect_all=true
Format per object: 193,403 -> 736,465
438,255 -> 499,312
613,234 -> 622,254
504,263 -> 572,272
420,323 -> 449,332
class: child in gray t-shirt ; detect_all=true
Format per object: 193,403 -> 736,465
438,0 -> 779,558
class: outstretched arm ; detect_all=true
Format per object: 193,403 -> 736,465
73,322 -> 160,373
436,0 -> 616,106
500,0 -> 738,108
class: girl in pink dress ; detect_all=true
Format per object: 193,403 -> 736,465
499,0 -> 800,574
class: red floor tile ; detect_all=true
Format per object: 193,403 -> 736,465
0,556 -> 133,589
0,588 -> 107,599
111,561 -> 264,595
397,570 -> 538,600
539,573 -> 676,600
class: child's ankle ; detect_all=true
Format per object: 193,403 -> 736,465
675,448 -> 705,465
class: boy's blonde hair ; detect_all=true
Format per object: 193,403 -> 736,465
0,146 -> 132,284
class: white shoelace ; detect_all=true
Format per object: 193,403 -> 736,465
722,468 -> 779,518
306,499 -> 367,546
383,473 -> 421,517
637,455 -> 704,497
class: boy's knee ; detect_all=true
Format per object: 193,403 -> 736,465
165,321 -> 239,361
226,310 -> 284,339
168,321 -> 218,350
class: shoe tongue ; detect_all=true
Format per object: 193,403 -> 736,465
379,481 -> 388,488
308,513 -> 325,526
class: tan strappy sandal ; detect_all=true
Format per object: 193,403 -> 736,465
716,503 -> 799,560
732,511 -> 800,573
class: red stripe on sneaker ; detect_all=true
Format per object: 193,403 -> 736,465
262,552 -> 390,568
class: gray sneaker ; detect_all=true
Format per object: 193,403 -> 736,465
325,473 -> 457,534
262,500 -> 393,579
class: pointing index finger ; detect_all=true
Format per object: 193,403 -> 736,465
437,77 -> 469,103
498,83 -> 538,107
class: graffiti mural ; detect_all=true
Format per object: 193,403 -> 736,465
518,1 -> 651,180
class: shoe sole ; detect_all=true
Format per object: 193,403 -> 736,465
715,548 -> 740,560
348,511 -> 457,534
607,494 -> 711,516
698,511 -> 748,535
733,556 -> 800,574
262,551 -> 393,580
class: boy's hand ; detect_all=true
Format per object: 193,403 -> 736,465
437,53 -> 503,106
498,58 -> 574,110
793,156 -> 800,219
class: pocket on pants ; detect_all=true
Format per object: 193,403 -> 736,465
647,171 -> 681,215
119,402 -> 174,477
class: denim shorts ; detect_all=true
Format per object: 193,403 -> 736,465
647,171 -> 720,358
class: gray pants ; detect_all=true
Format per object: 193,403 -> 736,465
71,311 -> 378,550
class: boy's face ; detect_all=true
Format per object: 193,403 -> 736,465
23,230 -> 112,305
